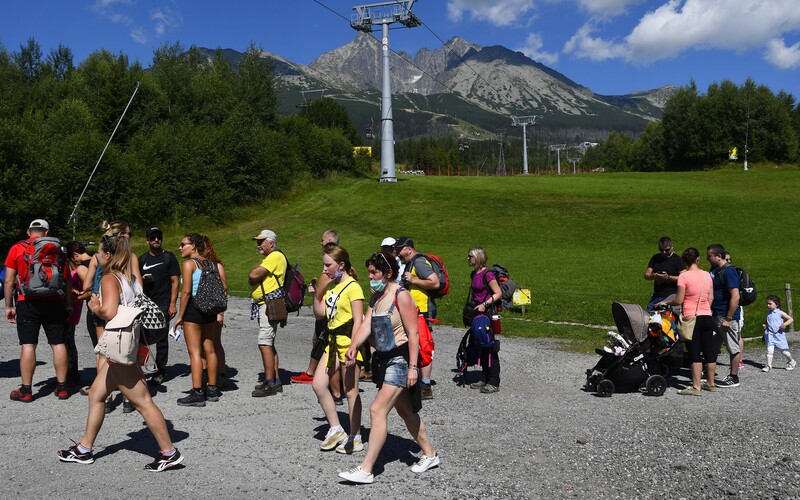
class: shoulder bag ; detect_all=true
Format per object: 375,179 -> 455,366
94,275 -> 144,365
677,285 -> 703,342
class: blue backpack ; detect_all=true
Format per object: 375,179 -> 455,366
471,314 -> 494,349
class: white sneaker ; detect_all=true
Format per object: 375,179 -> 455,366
335,435 -> 365,454
762,366 -> 771,373
320,428 -> 347,451
338,466 -> 374,484
411,453 -> 440,473
787,360 -> 797,371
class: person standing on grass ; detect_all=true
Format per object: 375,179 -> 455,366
707,244 -> 742,388
338,251 -> 439,484
139,227 -> 180,386
394,237 -> 439,400
644,236 -> 684,311
761,295 -> 796,372
311,245 -> 363,452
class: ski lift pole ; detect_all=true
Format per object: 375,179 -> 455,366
68,81 -> 140,239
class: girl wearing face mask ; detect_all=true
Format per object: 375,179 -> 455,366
311,245 -> 363,453
337,251 -> 439,484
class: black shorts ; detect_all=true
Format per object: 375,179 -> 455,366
183,297 -> 216,325
16,299 -> 67,345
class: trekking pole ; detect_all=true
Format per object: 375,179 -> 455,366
68,81 -> 140,240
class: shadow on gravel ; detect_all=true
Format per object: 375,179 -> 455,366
369,433 -> 423,475
92,419 -> 189,461
0,359 -> 44,378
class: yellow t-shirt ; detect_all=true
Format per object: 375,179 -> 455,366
323,277 -> 364,330
409,255 -> 433,313
250,251 -> 287,300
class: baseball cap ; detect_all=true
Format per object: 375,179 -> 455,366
29,219 -> 49,230
393,236 -> 413,249
380,237 -> 396,247
146,226 -> 163,239
252,229 -> 277,241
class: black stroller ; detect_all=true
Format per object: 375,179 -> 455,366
585,302 -> 684,397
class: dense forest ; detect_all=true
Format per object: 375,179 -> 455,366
0,39 -> 367,249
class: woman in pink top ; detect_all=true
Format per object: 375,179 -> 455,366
658,247 -> 715,395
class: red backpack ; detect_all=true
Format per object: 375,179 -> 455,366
412,253 -> 449,299
393,292 -> 435,367
18,237 -> 67,297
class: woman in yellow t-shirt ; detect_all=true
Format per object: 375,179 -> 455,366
311,245 -> 364,453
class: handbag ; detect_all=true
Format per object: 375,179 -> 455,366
260,283 -> 288,322
94,275 -> 144,365
678,288 -> 703,342
133,293 -> 167,330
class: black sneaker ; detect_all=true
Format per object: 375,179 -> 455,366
206,386 -> 222,402
274,381 -> 283,393
57,443 -> 95,465
251,384 -> 278,397
333,395 -> 345,406
145,448 -> 184,472
122,400 -> 135,413
717,375 -> 740,388
177,391 -> 206,407
105,396 -> 113,414
149,372 -> 165,386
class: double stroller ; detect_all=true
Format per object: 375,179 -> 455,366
585,301 -> 684,397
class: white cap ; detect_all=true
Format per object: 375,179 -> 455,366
380,237 -> 396,247
29,219 -> 49,230
252,229 -> 277,242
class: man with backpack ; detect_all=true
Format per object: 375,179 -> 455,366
3,219 -> 71,402
248,229 -> 287,397
139,227 -> 180,385
394,236 -> 440,400
707,244 -> 742,388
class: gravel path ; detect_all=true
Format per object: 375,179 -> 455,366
2,297 -> 799,499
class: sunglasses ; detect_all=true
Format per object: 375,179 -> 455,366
179,242 -> 191,248
148,235 -> 162,241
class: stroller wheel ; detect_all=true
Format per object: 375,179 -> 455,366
597,379 -> 614,397
645,375 -> 667,396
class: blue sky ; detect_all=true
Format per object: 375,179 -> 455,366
3,0 -> 799,96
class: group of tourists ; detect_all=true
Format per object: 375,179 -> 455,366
645,237 -> 795,396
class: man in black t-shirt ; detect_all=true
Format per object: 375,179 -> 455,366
644,236 -> 684,311
139,226 -> 180,384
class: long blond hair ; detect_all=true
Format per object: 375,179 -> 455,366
100,220 -> 131,238
100,235 -> 134,284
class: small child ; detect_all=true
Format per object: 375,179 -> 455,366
761,295 -> 796,372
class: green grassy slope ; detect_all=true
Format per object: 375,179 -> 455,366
144,165 -> 800,346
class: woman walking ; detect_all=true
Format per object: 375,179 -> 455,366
466,247 -> 503,393
57,235 -> 183,471
311,245 -> 363,452
174,233 -> 221,407
338,251 -> 439,484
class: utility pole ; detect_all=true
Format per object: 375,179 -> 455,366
351,1 -> 421,183
511,115 -> 539,175
549,144 -> 566,175
496,129 -> 507,176
744,86 -> 751,171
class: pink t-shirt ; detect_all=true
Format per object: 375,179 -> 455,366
677,269 -> 712,317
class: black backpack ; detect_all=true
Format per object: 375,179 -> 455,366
192,259 -> 227,315
719,264 -> 757,307
488,264 -> 517,310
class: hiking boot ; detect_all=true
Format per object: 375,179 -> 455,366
335,435 -> 364,454
787,360 -> 797,371
54,383 -> 70,400
177,390 -> 206,407
762,365 -> 771,373
291,372 -> 314,384
470,381 -> 487,390
206,386 -> 222,402
338,466 -> 374,484
149,372 -> 165,386
274,381 -> 283,393
57,444 -> 94,464
677,387 -> 702,396
421,383 -> 433,400
105,396 -> 113,413
362,371 -> 373,382
10,387 -> 33,403
701,382 -> 717,392
320,428 -> 347,451
716,375 -> 740,388
144,449 -> 184,472
411,453 -> 440,473
251,384 -> 278,397
122,400 -> 135,413
480,384 -> 500,394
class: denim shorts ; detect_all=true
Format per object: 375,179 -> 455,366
380,355 -> 409,388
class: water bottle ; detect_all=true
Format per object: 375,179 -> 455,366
491,314 -> 502,334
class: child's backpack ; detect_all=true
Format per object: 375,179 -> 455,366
720,264 -> 757,306
192,259 -> 227,315
412,253 -> 449,299
18,237 -> 67,297
455,330 -> 479,383
276,250 -> 307,314
471,314 -> 494,349
488,264 -> 517,310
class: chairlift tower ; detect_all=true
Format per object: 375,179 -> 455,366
549,144 -> 566,175
496,129 -> 507,176
511,115 -> 539,175
351,1 -> 421,183
298,88 -> 327,109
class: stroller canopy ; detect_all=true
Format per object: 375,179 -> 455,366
611,302 -> 650,344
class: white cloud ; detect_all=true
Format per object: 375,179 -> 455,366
563,23 -> 628,61
765,38 -> 800,69
564,0 -> 800,69
577,0 -> 640,17
150,7 -> 182,36
447,0 -> 536,26
130,27 -> 148,44
516,33 -> 559,64
90,0 -> 133,24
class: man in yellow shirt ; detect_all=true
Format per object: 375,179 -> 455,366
248,230 -> 287,397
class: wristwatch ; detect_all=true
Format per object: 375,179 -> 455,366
724,316 -> 732,321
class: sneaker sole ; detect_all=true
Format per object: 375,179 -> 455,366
145,454 -> 184,472
177,400 -> 206,407
335,444 -> 365,454
207,396 -> 221,402
320,436 -> 347,451
58,454 -> 94,465
411,456 -> 440,473
338,472 -> 374,484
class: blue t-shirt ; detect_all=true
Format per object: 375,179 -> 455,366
710,265 -> 740,319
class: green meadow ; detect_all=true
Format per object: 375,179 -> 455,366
137,164 -> 800,349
